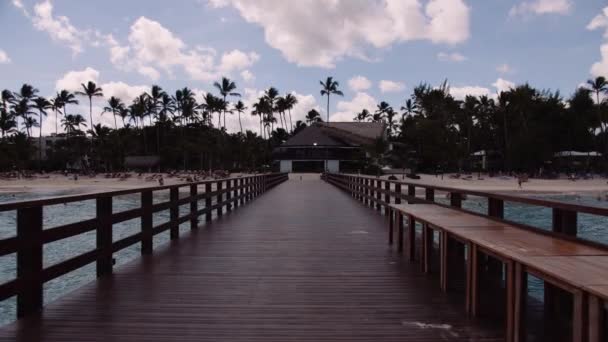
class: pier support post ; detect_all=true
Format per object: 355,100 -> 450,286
96,196 -> 113,277
170,188 -> 179,239
141,190 -> 153,255
217,181 -> 223,217
17,206 -> 43,318
205,183 -> 212,222
190,184 -> 198,229
408,185 -> 415,203
384,181 -> 390,216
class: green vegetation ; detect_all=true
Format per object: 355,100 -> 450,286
1,74 -> 608,174
0,78 -> 299,172
357,78 -> 608,173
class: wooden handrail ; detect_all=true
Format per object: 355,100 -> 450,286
323,172 -> 608,250
0,172 -> 288,319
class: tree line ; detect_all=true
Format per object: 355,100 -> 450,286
0,77 -> 330,172
355,78 -> 608,173
1,74 -> 607,173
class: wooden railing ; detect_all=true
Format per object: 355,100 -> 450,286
323,172 -> 608,246
0,172 -> 288,318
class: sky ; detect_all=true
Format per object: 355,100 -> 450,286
1,0 -> 608,135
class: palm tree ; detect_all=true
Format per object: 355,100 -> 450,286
264,87 -> 279,131
56,90 -> 78,133
587,77 -> 608,136
15,84 -> 39,102
252,97 -> 272,138
0,109 -> 17,139
21,116 -> 39,138
61,114 -> 87,136
400,99 -> 417,121
305,109 -> 322,124
11,98 -> 36,135
276,96 -> 288,130
1,90 -> 15,113
284,93 -> 298,132
213,77 -> 240,129
234,100 -> 246,134
49,96 -> 63,135
33,97 -> 51,164
355,109 -> 371,122
320,77 -> 343,122
76,81 -> 103,130
102,97 -> 125,130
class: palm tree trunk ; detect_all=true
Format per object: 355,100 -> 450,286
326,95 -> 330,123
89,97 -> 93,132
55,109 -> 58,135
288,109 -> 293,132
238,113 -> 243,134
113,111 -> 117,130
39,111 -> 43,170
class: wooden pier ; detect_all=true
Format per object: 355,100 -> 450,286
0,172 -> 606,341
325,173 -> 608,342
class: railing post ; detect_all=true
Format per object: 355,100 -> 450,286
234,179 -> 239,208
170,187 -> 179,239
395,183 -> 402,205
488,197 -> 504,219
141,190 -> 153,254
17,206 -> 43,318
226,179 -> 233,212
217,181 -> 223,217
375,179 -> 381,211
384,181 -> 390,216
190,184 -> 198,230
205,183 -> 212,222
450,192 -> 462,208
425,188 -> 435,202
239,178 -> 244,205
96,196 -> 113,278
552,208 -> 577,236
408,185 -> 415,204
365,179 -> 370,206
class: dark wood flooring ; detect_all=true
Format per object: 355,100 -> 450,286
0,177 -> 504,341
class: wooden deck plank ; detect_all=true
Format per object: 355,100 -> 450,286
0,178 -> 502,342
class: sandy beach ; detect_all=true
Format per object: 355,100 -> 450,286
367,173 -> 608,195
2,172 -> 608,196
0,172 -> 252,195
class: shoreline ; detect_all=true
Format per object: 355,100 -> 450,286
1,172 -> 608,196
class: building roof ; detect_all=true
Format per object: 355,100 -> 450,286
282,122 -> 386,147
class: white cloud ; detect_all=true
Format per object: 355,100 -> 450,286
348,76 -> 372,92
209,0 -> 470,68
11,0 -> 29,16
437,51 -> 467,62
101,82 -> 150,103
493,78 -> 516,93
55,67 -> 100,92
219,50 -> 260,72
241,69 -> 255,82
31,0 -> 86,55
110,17 -> 260,81
450,86 -> 490,100
379,80 -> 405,93
0,50 -> 11,64
509,0 -> 572,17
331,92 -> 378,122
496,63 -> 514,74
588,7 -> 608,77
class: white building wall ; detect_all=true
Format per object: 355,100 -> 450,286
280,160 -> 293,173
327,160 -> 340,173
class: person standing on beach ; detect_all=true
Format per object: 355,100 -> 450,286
517,176 -> 522,189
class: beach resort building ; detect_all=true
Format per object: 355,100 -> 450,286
273,122 -> 386,173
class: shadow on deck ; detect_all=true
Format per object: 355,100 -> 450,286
0,177 -> 503,341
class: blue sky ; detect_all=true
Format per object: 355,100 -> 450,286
1,0 -> 608,134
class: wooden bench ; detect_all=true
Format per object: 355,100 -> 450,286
388,203 -> 608,342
